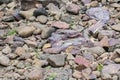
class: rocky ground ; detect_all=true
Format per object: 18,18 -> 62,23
0,0 -> 120,80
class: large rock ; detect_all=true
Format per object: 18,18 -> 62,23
17,26 -> 36,37
2,45 -> 11,54
47,54 -> 66,67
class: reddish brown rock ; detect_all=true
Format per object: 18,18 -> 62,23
51,21 -> 69,29
99,36 -> 109,47
74,56 -> 91,68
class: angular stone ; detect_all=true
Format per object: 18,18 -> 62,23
0,55 -> 10,66
74,56 -> 91,68
66,3 -> 80,14
111,24 -> 120,32
47,54 -> 66,67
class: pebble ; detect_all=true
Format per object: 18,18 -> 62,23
17,26 -> 36,37
47,54 -> 66,67
41,27 -> 55,39
15,47 -> 25,56
37,15 -> 48,24
28,68 -> 43,80
51,21 -> 69,29
66,3 -> 80,15
33,8 -> 48,17
114,58 -> 120,63
72,70 -> 82,79
88,46 -> 105,55
2,45 -> 11,54
20,8 -> 36,19
0,55 -> 10,66
92,71 -> 101,77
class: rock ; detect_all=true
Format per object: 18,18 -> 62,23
101,73 -> 112,80
88,46 -> 105,55
66,3 -> 80,14
83,53 -> 94,62
42,43 -> 52,50
98,36 -> 109,47
90,1 -> 99,7
47,3 -> 60,15
15,47 -> 25,56
111,24 -> 120,32
74,56 -> 91,68
33,8 -> 48,17
47,54 -> 66,67
37,15 -> 48,24
51,21 -> 69,29
0,55 -> 10,66
2,45 -> 11,54
114,49 -> 120,55
92,71 -> 100,77
20,8 -> 36,19
17,26 -> 35,37
0,11 -> 4,18
86,7 -> 110,22
98,30 -> 115,40
72,70 -> 82,79
111,3 -> 120,8
41,27 -> 55,39
81,0 -> 91,4
28,68 -> 43,80
25,40 -> 37,47
2,16 -> 15,22
112,75 -> 118,80
114,58 -> 120,63
102,64 -> 120,75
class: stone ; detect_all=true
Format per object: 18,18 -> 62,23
74,56 -> 91,68
33,8 -> 48,17
51,21 -> 69,29
111,24 -> 120,32
81,0 -> 91,4
25,40 -> 37,47
2,45 -> 11,54
92,71 -> 100,77
37,15 -> 48,24
101,73 -> 112,80
42,43 -> 52,50
86,7 -> 110,22
15,47 -> 25,56
47,3 -> 60,15
17,26 -> 36,37
112,75 -> 118,80
47,54 -> 66,67
20,8 -> 36,19
99,36 -> 109,47
114,58 -> 120,63
66,3 -> 80,14
0,55 -> 10,66
28,68 -> 43,80
102,64 -> 120,75
72,70 -> 82,79
41,27 -> 55,39
88,46 -> 105,55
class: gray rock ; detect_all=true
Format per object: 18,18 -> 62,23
47,54 -> 66,67
0,55 -> 10,66
88,46 -> 105,55
41,27 -> 55,39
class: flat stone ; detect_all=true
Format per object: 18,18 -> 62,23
72,70 -> 82,79
15,47 -> 25,56
47,54 -> 66,67
51,21 -> 69,29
